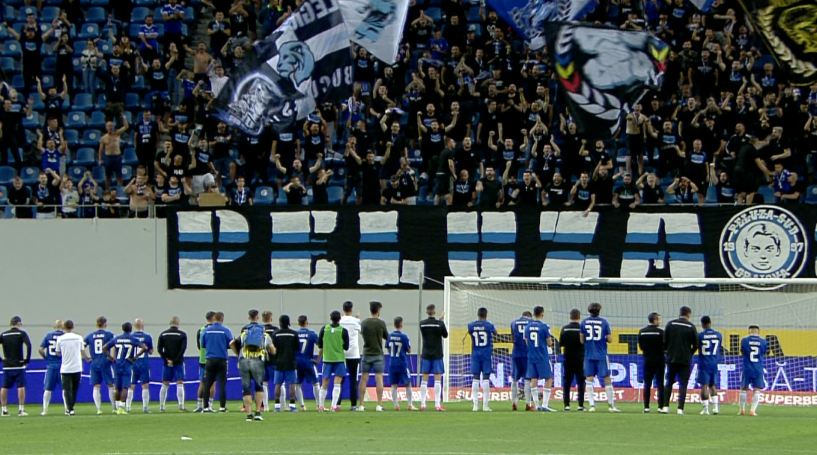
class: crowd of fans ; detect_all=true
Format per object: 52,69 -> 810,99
0,0 -> 816,219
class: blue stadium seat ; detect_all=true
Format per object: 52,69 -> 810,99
276,189 -> 288,205
11,74 -> 24,90
41,6 -> 59,22
40,74 -> 55,89
426,7 -> 442,23
64,129 -> 80,147
88,110 -> 107,129
327,186 -> 343,205
30,96 -> 44,111
74,147 -> 96,166
120,165 -> 133,181
91,0 -> 110,6
254,186 -> 275,205
125,93 -> 141,111
65,111 -> 87,129
72,40 -> 88,54
17,6 -> 36,20
85,7 -> 107,23
131,7 -> 151,23
91,165 -> 105,182
94,94 -> 107,110
131,75 -> 146,91
123,147 -> 138,165
183,7 -> 195,23
756,185 -> 774,204
77,22 -> 100,40
0,166 -> 15,185
1,40 -> 22,57
805,185 -> 817,205
135,0 -> 156,6
80,129 -> 102,147
41,56 -> 57,74
0,57 -> 17,74
97,39 -> 113,55
466,6 -> 481,22
20,166 -> 39,185
22,112 -> 40,129
0,185 -> 7,204
67,165 -> 86,182
1,6 -> 15,23
73,93 -> 94,112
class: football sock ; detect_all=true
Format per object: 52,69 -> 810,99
262,384 -> 269,411
93,388 -> 102,411
126,388 -> 133,410
531,386 -> 540,408
318,387 -> 327,409
542,387 -> 551,409
420,381 -> 428,407
108,388 -> 116,411
702,398 -> 709,412
511,381 -> 518,406
524,381 -> 531,404
751,391 -> 761,412
471,380 -> 479,408
196,398 -> 203,409
177,385 -> 185,407
391,385 -> 399,406
331,384 -> 342,408
739,390 -> 747,410
295,385 -> 304,407
159,385 -> 168,408
605,384 -> 615,407
481,380 -> 490,408
433,384 -> 442,407
312,384 -> 320,408
406,384 -> 414,407
711,395 -> 719,412
43,391 -> 51,413
586,381 -> 595,407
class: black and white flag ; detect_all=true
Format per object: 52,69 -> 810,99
214,0 -> 354,136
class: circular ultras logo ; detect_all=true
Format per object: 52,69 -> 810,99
720,205 -> 808,288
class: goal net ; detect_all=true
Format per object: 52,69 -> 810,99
443,277 -> 817,406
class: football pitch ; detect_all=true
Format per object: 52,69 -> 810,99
2,402 -> 813,455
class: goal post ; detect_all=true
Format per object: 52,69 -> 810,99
443,277 -> 817,406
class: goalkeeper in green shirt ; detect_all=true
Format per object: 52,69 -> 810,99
317,311 -> 349,412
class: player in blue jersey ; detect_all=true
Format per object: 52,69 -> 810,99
84,316 -> 116,414
387,317 -> 416,411
739,325 -> 768,416
105,322 -> 147,415
38,320 -> 64,415
510,311 -> 532,411
524,306 -> 555,412
580,302 -> 619,413
697,316 -> 723,415
295,315 -> 320,411
468,308 -> 497,412
128,319 -> 154,413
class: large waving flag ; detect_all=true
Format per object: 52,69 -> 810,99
214,0 -> 354,136
339,0 -> 409,64
486,0 -> 597,50
741,0 -> 817,85
547,24 -> 668,137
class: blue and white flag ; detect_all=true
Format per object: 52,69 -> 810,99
690,0 -> 714,13
486,0 -> 597,50
214,0 -> 354,136
339,0 -> 409,64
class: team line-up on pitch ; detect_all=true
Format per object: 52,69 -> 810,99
0,301 -> 770,420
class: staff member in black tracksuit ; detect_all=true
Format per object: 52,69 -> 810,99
559,309 -> 585,411
638,312 -> 665,413
157,316 -> 188,412
663,306 -> 698,415
0,316 -> 32,416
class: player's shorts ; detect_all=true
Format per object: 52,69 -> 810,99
114,366 -> 133,390
264,363 -> 277,384
162,364 -> 185,382
389,365 -> 411,386
420,358 -> 445,375
43,365 -> 61,391
512,357 -> 527,380
90,363 -> 114,386
2,368 -> 26,388
322,361 -> 347,378
361,355 -> 385,374
296,361 -> 319,384
132,362 -> 150,385
584,357 -> 610,378
525,358 -> 553,380
470,356 -> 492,378
274,369 -> 297,385
697,364 -> 718,387
742,371 -> 765,390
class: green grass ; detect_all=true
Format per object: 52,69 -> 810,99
1,401 -> 814,454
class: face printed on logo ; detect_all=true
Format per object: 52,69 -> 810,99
276,41 -> 315,86
741,224 -> 783,273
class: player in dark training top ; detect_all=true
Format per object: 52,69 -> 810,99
467,308 -> 496,412
1,316 -> 32,416
559,309 -> 585,411
419,304 -> 448,411
157,316 -> 188,412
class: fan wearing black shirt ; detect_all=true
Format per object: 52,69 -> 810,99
272,315 -> 300,412
7,177 -> 33,219
543,172 -> 570,207
636,173 -> 665,204
0,316 -> 32,416
570,171 -> 596,216
33,170 -> 62,219
360,150 -> 382,206
451,169 -> 475,207
283,177 -> 306,206
613,173 -> 641,210
592,166 -> 614,205
559,309 -> 585,411
475,166 -> 503,209
157,316 -> 188,412
419,304 -> 448,411
511,171 -> 540,206
638,312 -> 665,413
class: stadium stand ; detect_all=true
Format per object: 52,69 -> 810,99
0,0 -> 815,219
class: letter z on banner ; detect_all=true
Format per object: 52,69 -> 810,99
214,0 -> 354,136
